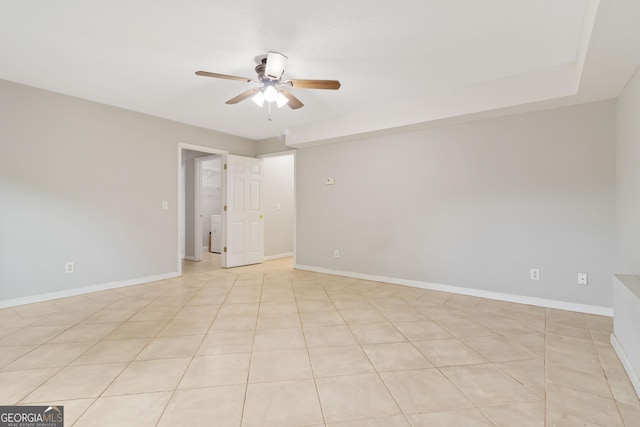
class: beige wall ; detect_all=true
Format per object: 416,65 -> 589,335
0,79 -> 254,301
262,153 -> 295,258
296,101 -> 616,307
616,67 -> 640,275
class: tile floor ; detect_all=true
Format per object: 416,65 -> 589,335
1,256 -> 639,426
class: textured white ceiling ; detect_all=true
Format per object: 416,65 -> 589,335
1,0 -> 639,145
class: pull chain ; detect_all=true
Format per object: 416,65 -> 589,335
268,102 -> 272,121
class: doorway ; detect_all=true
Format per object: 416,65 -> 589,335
178,144 -> 227,274
178,143 -> 277,273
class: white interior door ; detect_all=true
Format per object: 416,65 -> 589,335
223,154 -> 264,268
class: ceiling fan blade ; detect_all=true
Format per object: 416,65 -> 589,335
195,71 -> 255,83
225,88 -> 260,104
284,79 -> 341,90
265,51 -> 288,80
280,89 -> 304,110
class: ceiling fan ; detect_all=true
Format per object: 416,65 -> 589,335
195,52 -> 341,110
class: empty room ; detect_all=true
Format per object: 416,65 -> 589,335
1,1 -> 640,426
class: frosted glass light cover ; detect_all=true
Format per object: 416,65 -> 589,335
276,92 -> 289,108
251,91 -> 265,106
263,85 -> 278,102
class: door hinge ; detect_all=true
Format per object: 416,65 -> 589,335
223,163 -> 227,170
223,247 -> 227,253
223,205 -> 227,211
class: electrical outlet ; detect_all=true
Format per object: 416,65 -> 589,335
326,178 -> 335,185
578,273 -> 588,285
530,268 -> 540,281
65,262 -> 74,274
334,249 -> 340,258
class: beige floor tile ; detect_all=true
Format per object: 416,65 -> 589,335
475,299 -> 513,314
128,306 -> 181,321
300,310 -> 345,327
327,415 -> 409,426
23,363 -> 126,402
2,259 -> 635,427
413,338 -> 486,367
308,345 -> 375,377
617,401 -> 640,427
393,320 -> 452,341
104,357 -> 190,395
546,335 -> 602,374
462,335 -> 535,362
408,408 -> 495,426
380,368 -> 473,414
49,323 -> 119,343
481,401 -> 545,427
498,359 -> 546,397
297,300 -> 336,312
179,353 -> 250,388
0,344 -> 39,368
546,384 -> 624,426
242,379 -> 324,427
218,303 -> 259,316
135,334 -> 203,360
249,349 -> 313,383
316,373 -> 401,423
173,304 -> 220,319
546,362 -> 611,398
74,391 -> 171,427
27,398 -> 96,426
158,385 -> 246,427
209,314 -> 257,332
253,328 -> 306,351
103,320 -> 167,340
0,325 -> 67,346
81,308 -> 138,323
547,323 -> 593,341
6,341 -> 95,370
362,342 -> 432,371
507,332 -> 546,358
257,312 -> 303,330
0,368 -> 58,404
350,323 -> 406,344
605,371 -> 640,406
259,301 -> 298,314
304,325 -> 358,347
546,309 -> 588,329
197,331 -> 254,355
378,307 -> 426,323
156,317 -> 212,336
339,309 -> 387,324
72,338 -> 149,365
584,314 -> 613,333
474,313 -> 543,335
441,364 -> 540,406
434,318 -> 497,338
444,294 -> 481,310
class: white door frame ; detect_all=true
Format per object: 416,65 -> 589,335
177,143 -> 227,275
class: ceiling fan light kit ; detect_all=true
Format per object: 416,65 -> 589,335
195,51 -> 341,115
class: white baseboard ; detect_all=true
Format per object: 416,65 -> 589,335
0,272 -> 180,309
183,256 -> 198,261
264,252 -> 294,261
294,264 -> 613,317
202,246 -> 210,253
611,333 -> 640,398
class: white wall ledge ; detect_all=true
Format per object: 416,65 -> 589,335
612,274 -> 640,398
